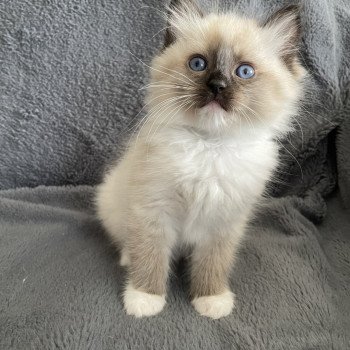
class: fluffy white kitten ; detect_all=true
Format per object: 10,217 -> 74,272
96,0 -> 305,319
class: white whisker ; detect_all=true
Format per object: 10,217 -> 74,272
128,50 -> 195,87
145,99 -> 192,159
276,139 -> 304,180
120,90 -> 188,138
145,96 -> 191,144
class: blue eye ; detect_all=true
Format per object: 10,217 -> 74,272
189,56 -> 207,71
236,64 -> 255,79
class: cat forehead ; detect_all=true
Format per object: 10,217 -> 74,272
176,13 -> 267,57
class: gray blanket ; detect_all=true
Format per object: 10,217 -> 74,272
1,0 -> 350,349
1,186 -> 349,349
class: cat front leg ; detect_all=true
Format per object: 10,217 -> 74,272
123,213 -> 174,318
190,222 -> 245,319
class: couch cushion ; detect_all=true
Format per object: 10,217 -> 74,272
0,0 -> 349,191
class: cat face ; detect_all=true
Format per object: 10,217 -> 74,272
146,1 -> 306,136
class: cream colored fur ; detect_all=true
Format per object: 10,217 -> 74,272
96,3 -> 305,319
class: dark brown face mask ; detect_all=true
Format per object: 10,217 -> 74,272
163,0 -> 302,114
186,48 -> 242,112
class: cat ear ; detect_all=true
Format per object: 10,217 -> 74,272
263,5 -> 302,68
164,0 -> 203,48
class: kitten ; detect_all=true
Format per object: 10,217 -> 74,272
96,0 -> 305,319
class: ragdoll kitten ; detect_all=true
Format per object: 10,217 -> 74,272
96,0 -> 305,319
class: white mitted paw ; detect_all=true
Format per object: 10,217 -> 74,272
119,249 -> 130,267
123,284 -> 166,318
192,289 -> 235,319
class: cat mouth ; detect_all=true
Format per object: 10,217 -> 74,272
201,98 -> 228,111
204,100 -> 222,110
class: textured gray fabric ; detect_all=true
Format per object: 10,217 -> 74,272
1,0 -> 349,191
0,186 -> 349,349
337,115 -> 350,208
1,0 -> 350,349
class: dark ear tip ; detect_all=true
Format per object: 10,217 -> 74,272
286,4 -> 302,22
264,3 -> 302,28
166,0 -> 180,12
164,0 -> 203,49
283,4 -> 301,13
167,0 -> 203,13
284,4 -> 302,20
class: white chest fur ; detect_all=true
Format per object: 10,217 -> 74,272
150,127 -> 278,244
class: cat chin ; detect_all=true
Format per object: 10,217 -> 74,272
183,104 -> 238,135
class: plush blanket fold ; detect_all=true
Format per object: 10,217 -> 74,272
0,186 -> 349,349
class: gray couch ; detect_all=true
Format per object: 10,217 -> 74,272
1,1 -> 349,349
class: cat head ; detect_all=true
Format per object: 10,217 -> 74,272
146,0 -> 306,137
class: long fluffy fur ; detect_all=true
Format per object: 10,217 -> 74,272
96,2 -> 305,319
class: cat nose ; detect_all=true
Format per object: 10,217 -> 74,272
207,79 -> 227,95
